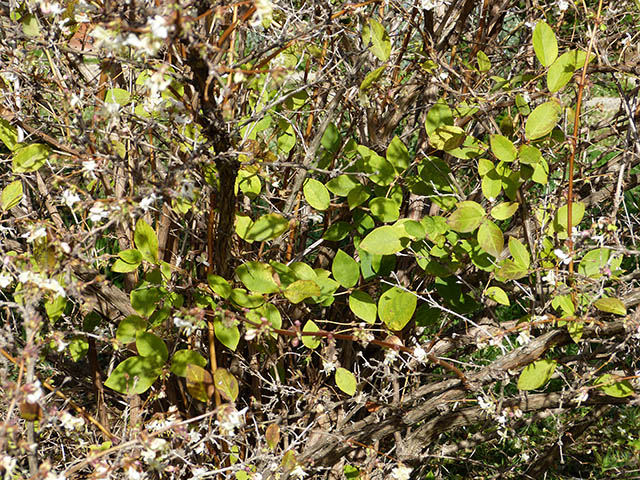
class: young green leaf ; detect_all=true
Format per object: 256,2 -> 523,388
490,134 -> 517,162
491,202 -> 519,220
235,261 -> 279,294
509,237 -> 530,269
12,143 -> 50,173
171,349 -> 207,377
369,197 -> 400,223
214,319 -> 240,351
302,320 -> 321,349
245,213 -> 289,242
332,249 -> 360,288
362,18 -> 391,61
134,219 -> 159,264
378,287 -> 417,331
477,220 -> 504,257
105,356 -> 162,395
335,367 -> 357,396
447,201 -> 486,233
517,359 -> 557,390
532,21 -> 558,67
359,226 -> 406,255
349,290 -> 377,324
303,178 -> 331,211
485,286 -> 510,306
386,136 -> 410,173
594,374 -> 634,398
214,368 -> 239,402
594,297 -> 626,316
284,280 -> 321,304
1,180 -> 22,211
525,101 -> 561,140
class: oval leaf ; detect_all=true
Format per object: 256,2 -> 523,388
447,201 -> 486,233
186,364 -> 214,403
302,320 -> 321,349
360,226 -> 406,255
214,368 -> 239,402
335,367 -> 357,396
532,21 -> 558,67
236,261 -> 279,294
594,374 -> 634,398
485,286 -> 510,306
594,297 -> 626,316
525,101 -> 561,140
349,290 -> 377,324
303,178 -> 331,211
378,287 -> 417,331
1,180 -> 23,211
517,359 -> 557,391
134,219 -> 159,264
245,213 -> 289,242
332,249 -> 360,288
104,356 -> 162,395
477,220 -> 504,257
214,319 -> 240,351
171,349 -> 207,377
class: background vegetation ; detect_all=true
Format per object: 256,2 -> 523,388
1,0 -> 640,478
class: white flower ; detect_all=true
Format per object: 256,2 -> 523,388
541,269 -> 557,286
148,16 -> 169,39
384,348 -> 399,364
23,226 -> 47,243
553,248 -> 572,265
516,330 -> 531,345
139,193 -> 158,212
60,412 -> 85,431
290,465 -> 306,479
413,346 -> 427,362
477,395 -> 494,412
89,204 -> 109,223
45,471 -> 65,480
83,160 -> 98,177
24,380 -> 43,403
216,406 -> 247,435
321,359 -> 337,375
521,452 -> 530,462
391,465 -> 412,480
420,0 -> 445,10
18,271 -> 66,298
62,189 -> 81,208
575,388 -> 589,405
557,0 -> 569,11
0,272 -> 12,288
439,71 -> 449,80
251,0 -> 273,26
190,467 -> 208,480
0,455 -> 17,476
125,465 -> 145,480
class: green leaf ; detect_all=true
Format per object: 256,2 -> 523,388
525,101 -> 561,140
494,259 -> 528,282
552,294 -> 575,316
44,294 -> 66,323
235,213 -> 254,240
430,125 -> 465,151
517,359 -> 557,390
386,136 -> 410,173
482,170 -> 502,200
552,202 -> 585,236
22,14 -> 40,37
326,175 -> 359,197
335,367 -> 357,396
303,178 -> 331,211
277,122 -> 296,154
594,374 -> 634,398
116,316 -> 147,343
186,364 -> 213,402
0,118 -> 19,151
363,18 -> 391,61
477,50 -> 491,72
323,222 -> 352,241
347,185 -> 371,209
134,219 -> 159,264
1,180 -> 22,211
12,143 -> 50,173
236,167 -> 262,199
230,288 -> 264,308
532,21 -> 558,67
207,274 -> 232,299
378,287 -> 417,331
214,368 -> 239,402
359,66 -> 386,91
425,98 -> 453,137
509,237 -> 530,269
477,220 -> 504,257
357,145 -> 395,186
136,331 -> 168,363
578,248 -> 622,279
321,122 -> 341,152
283,280 -> 321,304
170,349 -> 207,377
68,336 -> 89,362
518,145 -> 543,166
235,261 -> 279,294
485,286 -> 510,306
332,249 -> 360,288
594,297 -> 627,316
360,226 -> 406,255
547,50 -> 594,92
447,201 -> 486,233
104,356 -> 162,395
491,201 -> 519,220
214,319 -> 241,350
130,286 -> 161,317
302,320 -> 321,349
532,157 -> 549,185
349,290 -> 377,324
245,213 -> 289,242
105,88 -> 131,106
490,134 -> 517,162
369,197 -> 400,223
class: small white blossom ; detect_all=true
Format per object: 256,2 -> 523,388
18,271 -> 66,298
391,465 -> 412,480
521,452 -> 530,462
45,471 -> 65,480
384,348 -> 399,364
290,465 -> 306,479
148,16 -> 169,39
216,406 -> 247,435
413,346 -> 427,362
557,0 -> 569,11
541,269 -> 557,286
516,330 -> 532,345
575,388 -> 589,405
89,204 -> 109,223
420,0 -> 445,10
125,465 -> 145,480
477,395 -> 495,412
321,359 -> 337,375
0,272 -> 12,288
60,412 -> 85,431
190,467 -> 208,480
0,455 -> 17,476
251,0 -> 273,26
62,189 -> 81,208
139,193 -> 158,212
553,249 -> 572,265
23,226 -> 47,243
83,160 -> 98,177
24,380 -> 43,403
